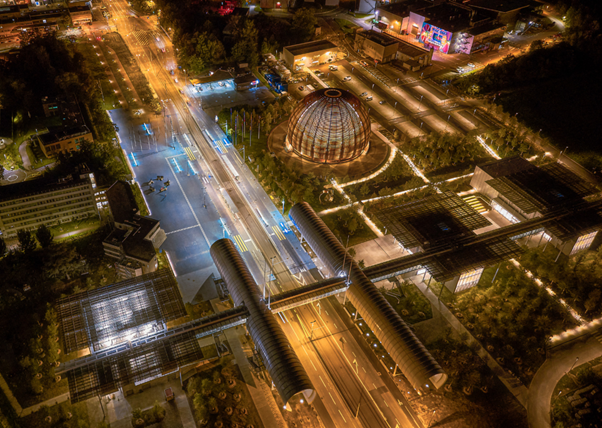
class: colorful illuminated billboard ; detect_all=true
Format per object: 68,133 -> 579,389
419,22 -> 452,54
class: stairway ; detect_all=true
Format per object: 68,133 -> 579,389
463,195 -> 487,213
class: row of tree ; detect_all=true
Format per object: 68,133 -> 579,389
19,307 -> 62,395
521,246 -> 602,319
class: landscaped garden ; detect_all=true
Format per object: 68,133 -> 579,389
446,261 -> 578,384
185,356 -> 261,428
344,153 -> 425,200
520,246 -> 602,320
320,207 -> 377,247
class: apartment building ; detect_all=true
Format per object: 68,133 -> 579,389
0,170 -> 98,239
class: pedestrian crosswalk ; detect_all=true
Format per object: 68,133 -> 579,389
272,226 -> 286,241
233,235 -> 249,252
130,30 -> 153,46
184,147 -> 196,161
463,195 -> 487,213
216,139 -> 228,154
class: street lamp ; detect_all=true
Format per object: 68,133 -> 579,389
568,356 -> 579,373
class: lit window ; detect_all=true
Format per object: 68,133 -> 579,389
570,231 -> 598,255
492,201 -> 519,224
455,268 -> 484,293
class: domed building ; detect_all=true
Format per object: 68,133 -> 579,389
285,88 -> 371,164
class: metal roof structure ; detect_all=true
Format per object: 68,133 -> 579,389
376,191 -> 491,249
67,330 -> 205,403
426,237 -> 523,282
364,198 -> 602,284
210,239 -> 315,406
290,202 -> 447,391
483,158 -> 595,214
286,88 -> 371,164
56,270 -> 186,355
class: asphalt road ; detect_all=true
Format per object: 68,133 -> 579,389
104,3 -> 425,427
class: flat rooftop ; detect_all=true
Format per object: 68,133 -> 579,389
481,157 -> 596,214
0,171 -> 90,203
376,191 -> 491,249
38,125 -> 91,147
284,40 -> 337,56
357,29 -> 399,46
397,38 -> 430,57
464,0 -> 534,13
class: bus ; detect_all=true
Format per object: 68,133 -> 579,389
220,188 -> 239,220
222,156 -> 239,181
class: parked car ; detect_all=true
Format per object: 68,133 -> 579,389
379,100 -> 386,105
366,96 -> 373,101
298,86 -> 305,91
329,65 -> 338,71
343,76 -> 351,81
360,60 -> 369,67
359,92 -> 368,97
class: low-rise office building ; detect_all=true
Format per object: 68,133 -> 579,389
471,157 -> 600,255
0,169 -> 98,239
282,40 -> 339,71
38,125 -> 92,157
395,38 -> 433,69
354,30 -> 399,64
103,181 -> 166,279
68,5 -> 92,24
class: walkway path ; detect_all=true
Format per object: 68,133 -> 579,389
527,334 -> 602,428
223,327 -> 287,428
410,275 -> 530,407
18,140 -> 31,170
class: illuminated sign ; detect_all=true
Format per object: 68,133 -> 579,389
419,23 -> 452,54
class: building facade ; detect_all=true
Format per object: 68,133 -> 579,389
0,171 -> 98,239
38,125 -> 92,157
354,30 -> 399,63
282,40 -> 340,71
103,181 -> 166,279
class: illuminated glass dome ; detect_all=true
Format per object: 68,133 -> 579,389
286,88 -> 370,164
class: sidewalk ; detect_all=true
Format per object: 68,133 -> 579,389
410,275 -> 530,407
223,327 -> 287,428
18,140 -> 31,171
527,335 -> 602,428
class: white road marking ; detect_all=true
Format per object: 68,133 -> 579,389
339,409 -> 347,423
166,160 -> 210,246
166,224 -> 200,235
329,392 -> 337,405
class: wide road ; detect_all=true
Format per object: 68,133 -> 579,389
104,2 -> 425,426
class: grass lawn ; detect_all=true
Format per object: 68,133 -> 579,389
335,19 -> 359,34
51,217 -> 102,243
378,279 -> 432,323
320,208 -> 377,247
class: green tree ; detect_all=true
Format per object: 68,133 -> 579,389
17,229 -> 36,253
231,20 -> 259,67
291,8 -> 318,42
36,224 -> 54,248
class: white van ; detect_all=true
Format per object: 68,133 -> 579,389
306,85 -> 315,92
